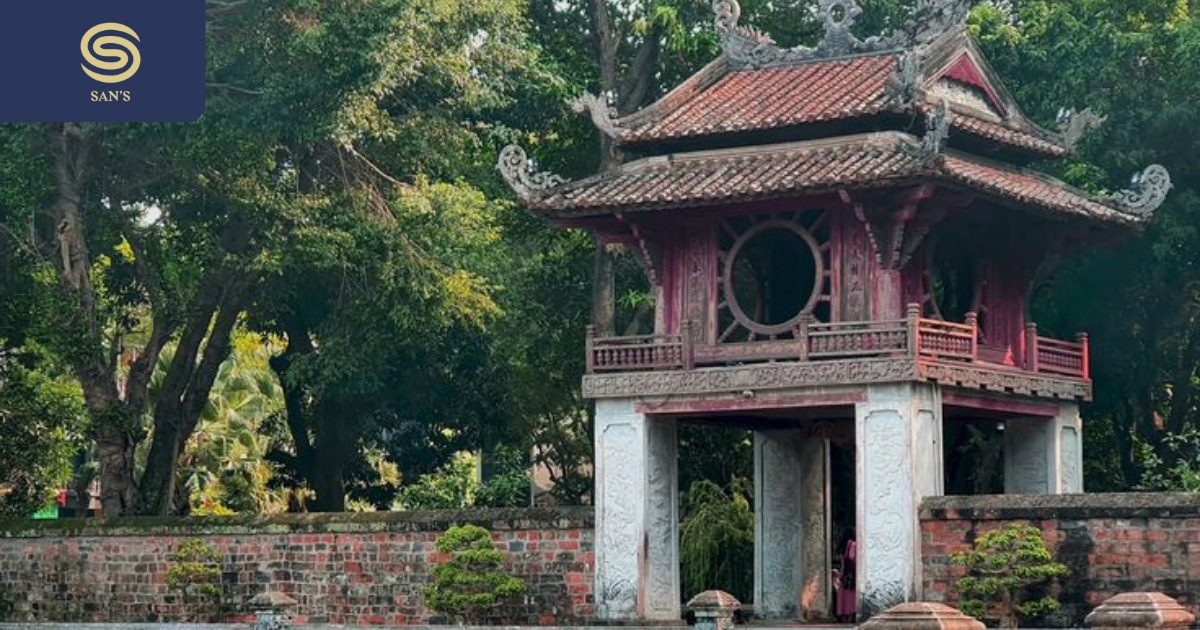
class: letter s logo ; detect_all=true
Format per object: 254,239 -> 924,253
80,23 -> 141,84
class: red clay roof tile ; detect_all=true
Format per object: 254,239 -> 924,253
528,132 -> 1126,223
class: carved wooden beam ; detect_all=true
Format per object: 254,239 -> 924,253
615,212 -> 662,287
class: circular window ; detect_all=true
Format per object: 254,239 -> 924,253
723,220 -> 823,336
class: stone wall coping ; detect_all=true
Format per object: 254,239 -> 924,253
0,506 -> 595,538
920,492 -> 1200,521
0,619 -> 686,624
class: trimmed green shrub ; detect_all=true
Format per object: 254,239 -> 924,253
165,538 -> 223,621
952,523 -> 1068,629
424,524 -> 525,623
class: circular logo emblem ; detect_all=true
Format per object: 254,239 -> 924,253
80,23 -> 141,84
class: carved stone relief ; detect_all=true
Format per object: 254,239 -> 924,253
1111,164 -> 1173,217
645,419 -> 680,618
755,431 -> 802,618
595,403 -> 643,620
858,408 -> 911,616
1061,426 -> 1081,494
584,358 -> 917,399
917,362 -> 1092,401
496,145 -> 566,200
1004,418 -> 1049,495
799,438 -> 830,620
712,0 -> 969,69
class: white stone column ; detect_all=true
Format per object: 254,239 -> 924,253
855,383 -> 943,618
754,429 -> 804,619
594,399 -> 680,621
1004,403 -> 1083,495
798,436 -> 831,620
1059,403 -> 1084,493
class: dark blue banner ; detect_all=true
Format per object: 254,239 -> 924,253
0,1 -> 205,122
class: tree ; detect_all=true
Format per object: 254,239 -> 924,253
425,524 -> 526,624
678,479 -> 754,602
952,523 -> 1069,629
971,0 -> 1200,489
0,350 -> 86,517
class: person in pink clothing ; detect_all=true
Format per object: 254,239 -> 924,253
836,529 -> 857,622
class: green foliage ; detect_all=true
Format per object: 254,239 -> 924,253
398,452 -> 481,510
0,350 -> 86,518
475,447 -> 533,508
165,538 -> 224,621
679,478 -> 754,602
167,332 -> 288,514
396,448 -> 530,510
424,524 -> 525,623
1137,428 -> 1200,491
951,524 -> 1069,629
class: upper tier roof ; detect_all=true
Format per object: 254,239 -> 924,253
572,0 -> 1084,160
500,0 -> 1172,224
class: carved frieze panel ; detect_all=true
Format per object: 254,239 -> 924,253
583,358 -> 917,399
917,362 -> 1092,401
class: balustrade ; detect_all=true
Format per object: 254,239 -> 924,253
584,308 -> 1090,381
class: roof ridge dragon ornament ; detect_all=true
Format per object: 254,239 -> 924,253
902,99 -> 953,166
570,92 -> 622,138
1056,107 -> 1106,153
714,0 -> 969,69
1111,165 -> 1172,217
497,145 -> 566,200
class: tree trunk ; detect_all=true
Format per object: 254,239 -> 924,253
46,123 -> 144,517
591,245 -> 616,336
93,410 -> 138,516
136,275 -> 248,515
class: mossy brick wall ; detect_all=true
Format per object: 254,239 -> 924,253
0,507 -> 595,626
920,493 -> 1200,626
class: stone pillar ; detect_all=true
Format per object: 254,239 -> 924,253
594,399 -> 679,621
855,384 -> 944,618
1058,403 -> 1084,493
1004,403 -> 1082,495
799,436 -> 831,620
754,429 -> 803,619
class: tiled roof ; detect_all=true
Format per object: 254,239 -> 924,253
525,132 -> 1129,223
615,54 -> 898,142
613,54 -> 1069,158
945,107 -> 1067,157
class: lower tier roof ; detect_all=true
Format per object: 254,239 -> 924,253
519,132 -> 1143,224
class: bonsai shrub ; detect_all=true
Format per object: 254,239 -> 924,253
165,538 -> 224,621
424,524 -> 525,623
952,523 -> 1069,629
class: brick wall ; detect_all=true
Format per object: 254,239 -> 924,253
0,507 -> 595,625
920,493 -> 1200,626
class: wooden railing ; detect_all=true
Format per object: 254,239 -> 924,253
586,322 -> 692,372
585,306 -> 1090,381
1026,324 -> 1090,380
915,309 -> 977,362
806,319 -> 909,359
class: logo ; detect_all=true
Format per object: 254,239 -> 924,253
80,23 -> 141,84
